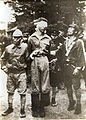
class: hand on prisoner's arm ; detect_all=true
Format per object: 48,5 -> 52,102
2,62 -> 13,73
73,67 -> 81,75
30,52 -> 34,60
30,49 -> 44,60
50,50 -> 57,56
30,49 -> 39,60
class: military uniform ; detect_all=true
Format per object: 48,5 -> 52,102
0,36 -> 12,68
1,43 -> 28,95
28,32 -> 51,116
65,36 -> 85,114
1,41 -> 28,118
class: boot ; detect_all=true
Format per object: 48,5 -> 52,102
74,103 -> 81,114
74,89 -> 81,114
39,106 -> 45,117
51,97 -> 58,107
20,108 -> 26,118
2,93 -> 14,116
31,93 -> 39,117
67,100 -> 76,111
2,107 -> 13,116
32,107 -> 38,117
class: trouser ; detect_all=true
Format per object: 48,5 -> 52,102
82,67 -> 86,87
31,56 -> 50,93
66,76 -> 81,104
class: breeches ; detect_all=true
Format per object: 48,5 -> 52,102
7,72 -> 27,95
65,75 -> 81,90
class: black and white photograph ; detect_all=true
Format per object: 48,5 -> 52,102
1,0 -> 86,119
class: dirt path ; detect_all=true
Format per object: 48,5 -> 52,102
0,69 -> 86,120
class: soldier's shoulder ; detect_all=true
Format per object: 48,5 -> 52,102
5,44 -> 14,53
29,33 -> 36,39
28,33 -> 36,43
76,39 -> 84,46
6,44 -> 14,50
77,39 -> 83,44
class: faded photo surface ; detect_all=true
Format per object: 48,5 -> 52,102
1,0 -> 86,119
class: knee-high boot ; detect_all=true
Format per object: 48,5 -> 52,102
67,87 -> 76,111
31,92 -> 39,117
74,88 -> 81,114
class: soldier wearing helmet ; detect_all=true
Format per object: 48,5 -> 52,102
13,29 -> 23,45
65,23 -> 85,114
1,29 -> 29,118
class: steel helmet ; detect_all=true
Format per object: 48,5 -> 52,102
13,29 -> 23,37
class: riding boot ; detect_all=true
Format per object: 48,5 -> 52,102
68,100 -> 76,111
31,92 -> 39,117
39,100 -> 45,118
67,87 -> 76,111
74,89 -> 81,114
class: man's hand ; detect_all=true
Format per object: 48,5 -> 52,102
1,66 -> 8,73
30,49 -> 40,60
50,50 -> 56,56
30,53 -> 34,60
73,67 -> 81,75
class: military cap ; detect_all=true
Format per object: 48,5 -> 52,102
69,23 -> 79,32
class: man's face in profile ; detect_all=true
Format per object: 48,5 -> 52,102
36,21 -> 48,34
67,27 -> 75,36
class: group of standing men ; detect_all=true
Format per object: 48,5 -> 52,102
1,17 -> 86,118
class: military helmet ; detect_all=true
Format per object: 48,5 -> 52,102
13,29 -> 23,37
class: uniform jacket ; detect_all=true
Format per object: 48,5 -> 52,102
1,42 -> 28,71
28,32 -> 51,59
66,38 -> 85,68
28,32 -> 51,93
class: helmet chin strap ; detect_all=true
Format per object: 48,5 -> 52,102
14,37 -> 21,46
